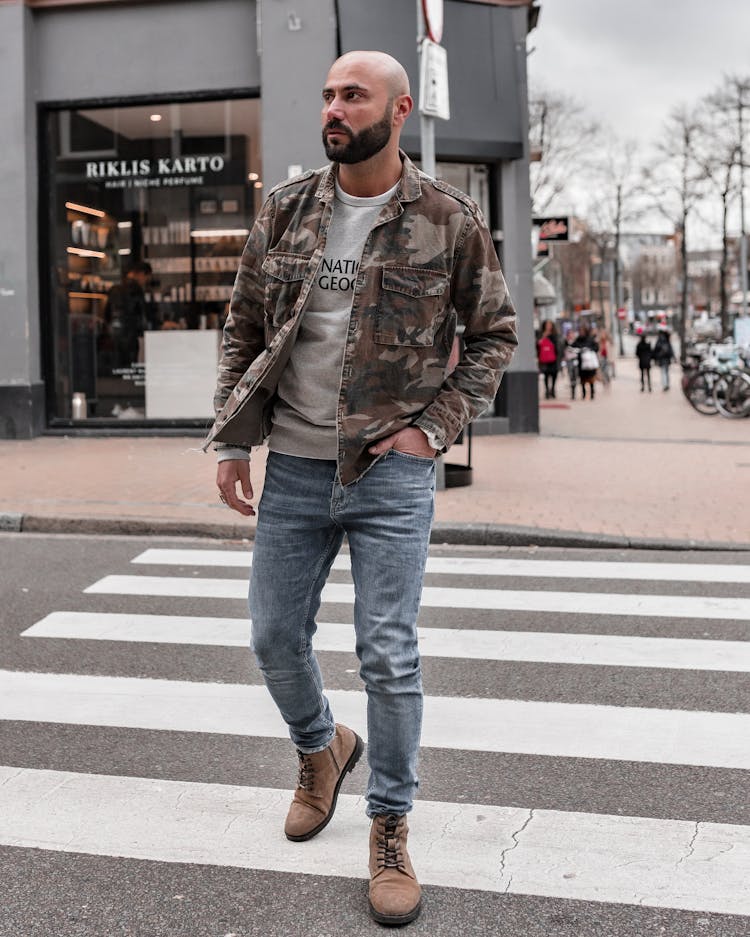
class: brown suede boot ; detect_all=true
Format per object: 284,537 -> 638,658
284,724 -> 363,842
368,814 -> 421,925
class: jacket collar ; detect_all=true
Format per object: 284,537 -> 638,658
315,150 -> 422,204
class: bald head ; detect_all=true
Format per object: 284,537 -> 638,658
330,51 -> 410,99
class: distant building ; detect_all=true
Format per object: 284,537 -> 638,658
618,233 -> 677,326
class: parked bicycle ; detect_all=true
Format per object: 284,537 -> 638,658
681,342 -> 750,419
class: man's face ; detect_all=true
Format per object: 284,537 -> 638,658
321,62 -> 394,164
321,104 -> 392,164
128,270 -> 148,289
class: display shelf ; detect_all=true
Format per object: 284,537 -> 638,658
192,231 -> 244,317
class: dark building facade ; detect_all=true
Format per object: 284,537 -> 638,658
0,0 -> 538,439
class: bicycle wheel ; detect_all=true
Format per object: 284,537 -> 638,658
685,369 -> 721,415
714,370 -> 750,418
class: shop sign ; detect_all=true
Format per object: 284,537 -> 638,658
532,216 -> 570,242
80,155 -> 235,190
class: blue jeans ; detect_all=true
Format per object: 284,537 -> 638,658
249,450 -> 436,817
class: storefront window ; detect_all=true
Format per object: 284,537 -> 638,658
43,97 -> 261,424
436,162 -> 490,220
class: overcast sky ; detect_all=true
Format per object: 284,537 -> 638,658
528,0 -> 750,146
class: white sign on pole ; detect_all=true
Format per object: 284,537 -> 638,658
419,39 -> 450,121
735,316 -> 750,349
421,0 -> 443,43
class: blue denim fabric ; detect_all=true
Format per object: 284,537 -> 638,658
249,450 -> 435,817
660,362 -> 670,389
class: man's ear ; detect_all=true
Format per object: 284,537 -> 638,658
394,94 -> 413,125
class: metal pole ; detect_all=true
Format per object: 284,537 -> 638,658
739,89 -> 748,321
417,0 -> 445,490
610,257 -> 623,358
615,251 -> 625,356
417,1 -> 436,179
741,235 -> 749,321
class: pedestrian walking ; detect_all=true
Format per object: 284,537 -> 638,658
635,334 -> 653,392
204,50 -> 517,926
563,330 -> 579,399
598,327 -> 613,384
537,318 -> 560,399
574,323 -> 600,399
652,328 -> 676,390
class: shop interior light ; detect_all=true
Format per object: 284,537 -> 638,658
247,172 -> 259,181
190,228 -> 250,238
150,114 -> 163,122
65,201 -> 106,218
254,181 -> 263,189
67,247 -> 107,258
118,248 -> 132,255
117,221 -> 133,229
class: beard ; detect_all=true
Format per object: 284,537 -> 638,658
322,105 -> 393,164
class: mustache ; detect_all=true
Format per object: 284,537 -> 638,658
324,119 -> 352,135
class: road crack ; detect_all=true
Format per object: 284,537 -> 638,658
499,809 -> 534,893
676,821 -> 700,868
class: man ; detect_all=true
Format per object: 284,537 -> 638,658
104,260 -> 153,370
205,50 -> 517,925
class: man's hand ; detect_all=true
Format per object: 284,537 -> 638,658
216,459 -> 255,516
368,427 -> 437,459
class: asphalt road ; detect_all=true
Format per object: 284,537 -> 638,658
1,533 -> 749,937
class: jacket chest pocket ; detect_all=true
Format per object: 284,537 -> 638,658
375,265 -> 449,346
262,252 -> 310,329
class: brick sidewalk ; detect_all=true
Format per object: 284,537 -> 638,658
1,356 -> 748,545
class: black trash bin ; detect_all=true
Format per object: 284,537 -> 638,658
443,422 -> 473,488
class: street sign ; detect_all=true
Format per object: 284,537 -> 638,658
617,308 -> 627,320
419,38 -> 450,120
421,0 -> 443,43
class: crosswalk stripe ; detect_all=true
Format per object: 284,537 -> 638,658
2,671 -> 748,769
1,766 -> 748,915
132,548 -> 750,584
21,611 -> 750,672
85,574 -> 750,621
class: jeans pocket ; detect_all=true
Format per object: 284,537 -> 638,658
389,448 -> 436,465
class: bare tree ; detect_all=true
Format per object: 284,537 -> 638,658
528,86 -> 601,215
585,137 -> 644,352
701,74 -> 750,335
642,106 -> 709,351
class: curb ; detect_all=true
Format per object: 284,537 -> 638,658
430,522 -> 750,552
3,512 -> 750,552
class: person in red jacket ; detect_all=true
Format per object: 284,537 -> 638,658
537,319 -> 560,399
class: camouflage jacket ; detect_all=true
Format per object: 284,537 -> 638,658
203,153 -> 517,485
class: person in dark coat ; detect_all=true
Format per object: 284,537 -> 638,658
635,334 -> 653,392
652,329 -> 676,390
104,261 -> 153,370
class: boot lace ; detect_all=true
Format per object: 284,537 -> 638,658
296,751 -> 315,792
375,815 -> 405,870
